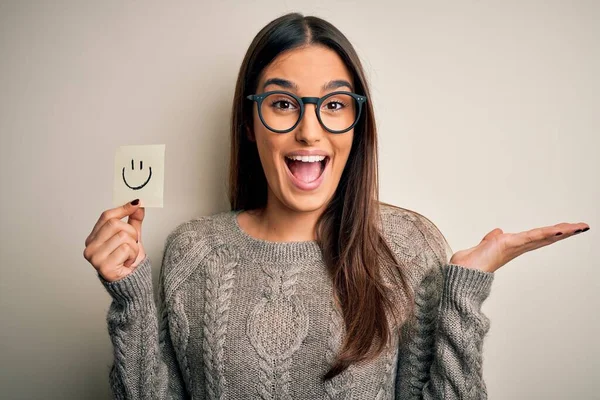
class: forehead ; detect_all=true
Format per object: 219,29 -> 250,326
259,45 -> 353,92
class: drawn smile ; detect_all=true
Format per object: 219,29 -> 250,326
122,159 -> 152,190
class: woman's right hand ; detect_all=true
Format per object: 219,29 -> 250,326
84,199 -> 146,282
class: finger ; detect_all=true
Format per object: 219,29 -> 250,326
100,243 -> 137,278
86,219 -> 138,254
507,227 -> 559,253
86,200 -> 141,246
123,252 -> 138,268
127,207 -> 145,242
554,223 -> 590,238
87,230 -> 139,270
506,222 -> 590,252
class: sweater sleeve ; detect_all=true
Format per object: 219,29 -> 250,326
389,209 -> 495,400
100,256 -> 188,399
418,263 -> 494,399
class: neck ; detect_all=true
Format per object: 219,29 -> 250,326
243,194 -> 326,243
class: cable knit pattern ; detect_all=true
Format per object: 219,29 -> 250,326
98,204 -> 495,399
375,340 -> 400,400
404,265 -> 442,398
324,303 -> 354,400
139,306 -> 158,400
246,261 -> 308,399
167,294 -> 190,393
463,314 -> 481,399
203,245 -> 239,400
108,322 -> 131,399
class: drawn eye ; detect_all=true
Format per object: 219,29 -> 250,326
122,159 -> 153,190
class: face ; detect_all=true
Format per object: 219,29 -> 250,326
249,45 -> 355,214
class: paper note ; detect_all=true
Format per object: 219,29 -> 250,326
113,144 -> 165,208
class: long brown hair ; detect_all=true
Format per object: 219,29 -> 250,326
228,12 -> 414,380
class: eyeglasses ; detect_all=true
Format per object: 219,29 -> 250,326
246,90 -> 367,134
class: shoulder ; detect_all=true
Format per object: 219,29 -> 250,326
378,202 -> 452,268
164,210 -> 230,244
161,210 -> 235,275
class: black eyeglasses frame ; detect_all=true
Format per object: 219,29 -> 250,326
246,90 -> 367,134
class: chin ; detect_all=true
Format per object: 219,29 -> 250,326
283,195 -> 330,213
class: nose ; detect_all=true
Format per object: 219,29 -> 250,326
294,103 -> 324,144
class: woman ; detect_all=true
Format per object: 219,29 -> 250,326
83,12 -> 589,399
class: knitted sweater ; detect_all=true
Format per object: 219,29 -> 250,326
99,204 -> 495,399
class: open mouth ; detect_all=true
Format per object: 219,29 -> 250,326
284,155 -> 330,184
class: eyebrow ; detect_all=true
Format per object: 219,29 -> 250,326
261,78 -> 354,92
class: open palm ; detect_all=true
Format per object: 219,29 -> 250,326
450,222 -> 590,273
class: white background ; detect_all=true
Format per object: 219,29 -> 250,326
1,1 -> 598,398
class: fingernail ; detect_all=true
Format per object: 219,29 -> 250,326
136,239 -> 139,243
131,199 -> 140,206
574,229 -> 583,234
582,227 -> 589,232
555,232 -> 563,236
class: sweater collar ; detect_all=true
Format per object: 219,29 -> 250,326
223,210 -> 324,263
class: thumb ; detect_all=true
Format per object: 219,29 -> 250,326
127,207 -> 145,242
482,228 -> 504,242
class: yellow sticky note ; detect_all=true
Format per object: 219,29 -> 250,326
113,144 -> 165,208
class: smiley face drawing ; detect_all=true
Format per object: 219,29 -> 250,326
113,144 -> 165,208
123,159 -> 152,190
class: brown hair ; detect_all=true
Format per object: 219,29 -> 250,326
228,12 -> 414,380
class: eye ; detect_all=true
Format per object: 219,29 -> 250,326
322,98 -> 349,112
272,100 -> 294,109
324,101 -> 344,111
268,95 -> 299,111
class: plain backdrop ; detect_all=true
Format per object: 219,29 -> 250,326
1,1 -> 598,399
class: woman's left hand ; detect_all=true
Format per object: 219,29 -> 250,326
449,222 -> 590,273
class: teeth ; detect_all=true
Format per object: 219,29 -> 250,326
286,155 -> 326,162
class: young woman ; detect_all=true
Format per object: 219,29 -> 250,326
83,13 -> 589,399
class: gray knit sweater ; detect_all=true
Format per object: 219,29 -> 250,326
100,204 -> 495,399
